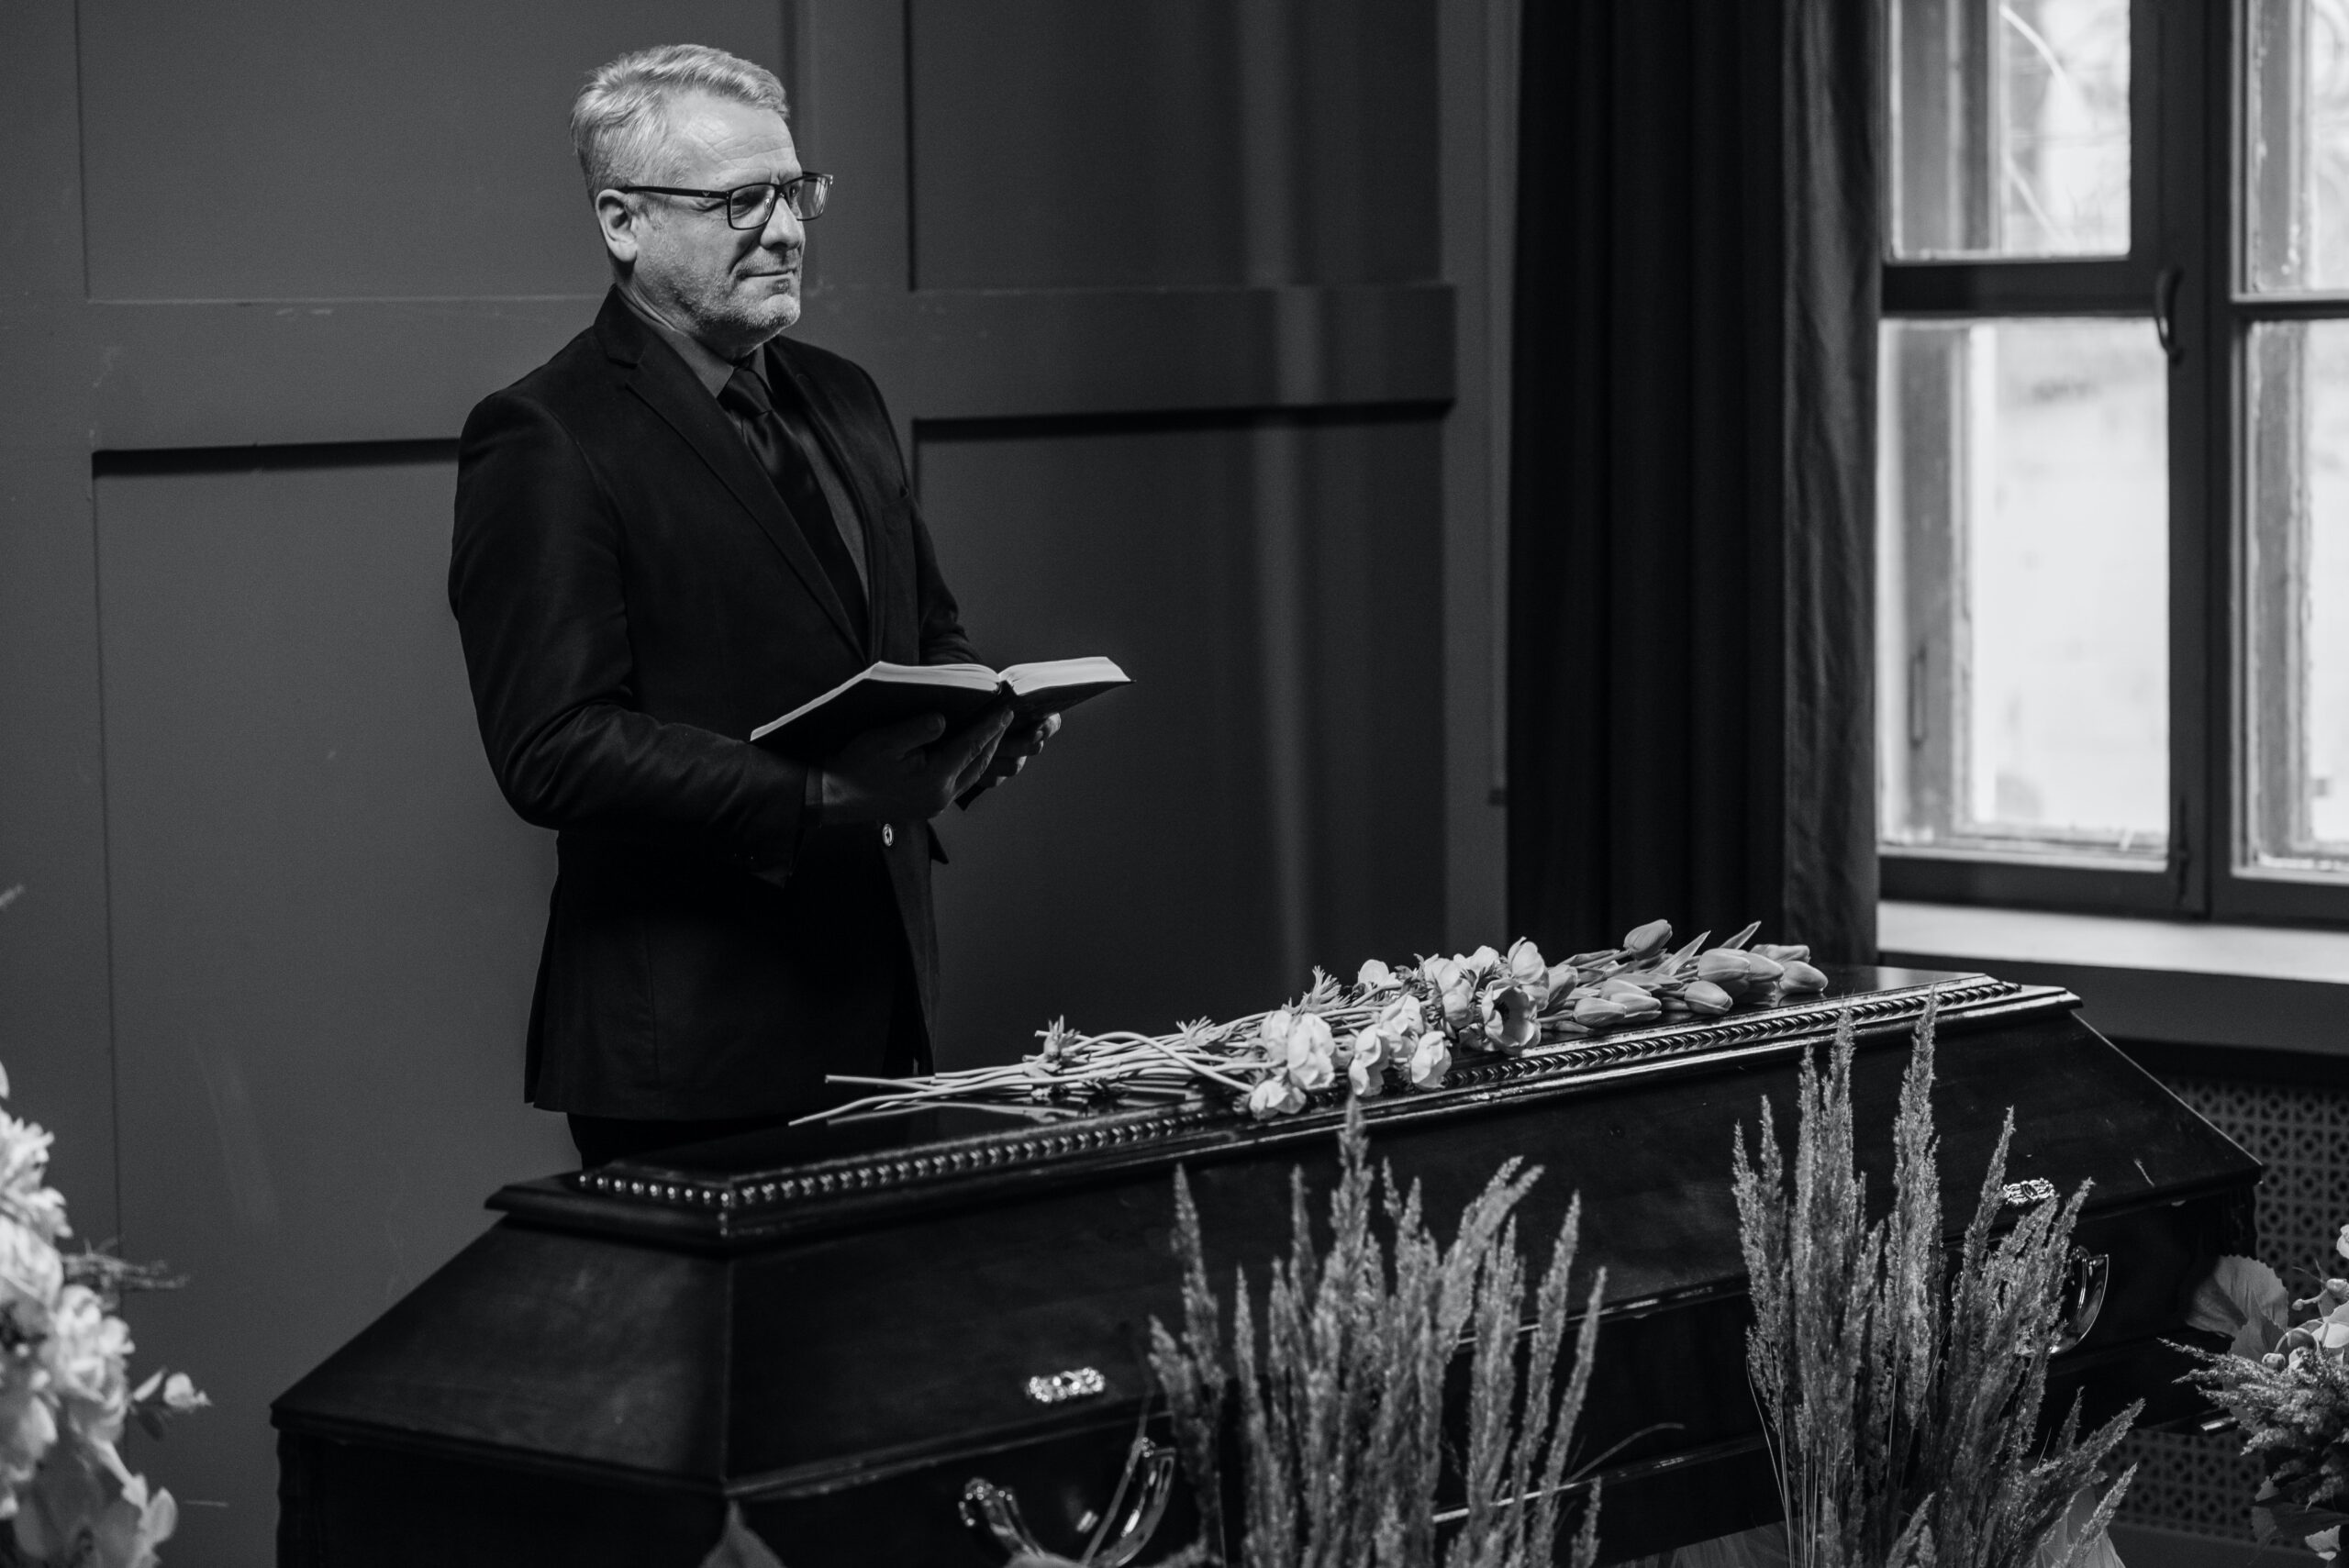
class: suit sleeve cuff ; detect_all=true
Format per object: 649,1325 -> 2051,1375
740,749 -> 810,891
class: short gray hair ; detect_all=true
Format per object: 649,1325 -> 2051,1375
571,44 -> 789,195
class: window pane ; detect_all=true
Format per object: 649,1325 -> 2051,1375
2243,323 -> 2349,879
2247,0 -> 2349,290
1878,319 -> 2168,862
1889,0 -> 2131,258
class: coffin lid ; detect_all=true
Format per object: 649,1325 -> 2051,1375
487,968 -> 2085,1249
274,969 -> 2261,1502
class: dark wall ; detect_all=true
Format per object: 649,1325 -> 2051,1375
0,3 -> 1502,1562
923,412 -> 1447,1058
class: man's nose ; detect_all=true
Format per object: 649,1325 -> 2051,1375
758,197 -> 803,252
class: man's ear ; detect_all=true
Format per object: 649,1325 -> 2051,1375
594,190 -> 644,267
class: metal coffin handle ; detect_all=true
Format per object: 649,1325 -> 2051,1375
961,1437 -> 1178,1568
2054,1249 -> 2110,1354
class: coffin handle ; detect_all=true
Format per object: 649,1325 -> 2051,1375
960,1437 -> 1177,1567
2054,1249 -> 2110,1354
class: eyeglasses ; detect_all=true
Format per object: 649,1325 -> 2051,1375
617,173 -> 832,229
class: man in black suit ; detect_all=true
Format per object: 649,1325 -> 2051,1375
451,44 -> 1053,1165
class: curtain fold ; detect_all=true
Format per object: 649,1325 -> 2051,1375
1507,0 -> 1881,963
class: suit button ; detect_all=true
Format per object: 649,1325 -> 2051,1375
881,824 -> 895,847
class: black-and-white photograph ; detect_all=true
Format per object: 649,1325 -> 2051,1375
0,2 -> 2343,1564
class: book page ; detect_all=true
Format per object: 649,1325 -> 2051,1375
865,662 -> 1000,690
999,656 -> 1129,696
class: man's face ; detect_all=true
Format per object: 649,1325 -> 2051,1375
599,91 -> 804,355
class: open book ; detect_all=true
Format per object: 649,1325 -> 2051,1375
750,656 -> 1130,760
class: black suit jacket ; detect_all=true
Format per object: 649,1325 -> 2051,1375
450,290 -> 975,1118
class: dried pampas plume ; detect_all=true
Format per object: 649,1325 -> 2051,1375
1731,995 -> 2137,1568
1149,1101 -> 1605,1568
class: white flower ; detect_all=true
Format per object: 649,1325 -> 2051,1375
2335,1222 -> 2349,1262
1481,985 -> 1540,1054
128,1372 -> 208,1418
1683,980 -> 1735,1017
13,1440 -> 96,1560
0,1373 -> 56,1518
1358,997 -> 1412,1057
91,1472 -> 175,1568
1355,959 -> 1399,995
1502,940 -> 1550,1006
0,1117 -> 68,1244
1341,1000 -> 1412,1097
1695,950 -> 1753,996
1418,962 -> 1475,1033
1574,995 -> 1629,1029
0,1218 -> 61,1314
1596,978 -> 1664,1022
17,1442 -> 174,1568
1257,1008 -> 1297,1069
1283,1013 -> 1337,1092
1459,946 -> 1501,976
46,1286 -> 131,1451
1246,1076 -> 1305,1119
1779,959 -> 1830,994
1406,1030 -> 1452,1090
1621,918 -> 1673,956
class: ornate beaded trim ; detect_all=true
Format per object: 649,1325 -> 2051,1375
1445,974 -> 2019,1090
568,976 -> 2022,1215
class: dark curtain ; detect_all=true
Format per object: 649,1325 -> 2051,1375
1507,0 -> 1881,963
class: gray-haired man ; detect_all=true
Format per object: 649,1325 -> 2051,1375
450,45 -> 1054,1165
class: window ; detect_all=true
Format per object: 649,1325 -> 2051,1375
1878,0 -> 2349,923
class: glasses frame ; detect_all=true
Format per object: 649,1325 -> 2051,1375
615,172 -> 833,229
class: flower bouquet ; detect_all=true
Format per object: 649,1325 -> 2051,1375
796,919 -> 1830,1126
0,1065 -> 204,1568
2182,1231 -> 2349,1558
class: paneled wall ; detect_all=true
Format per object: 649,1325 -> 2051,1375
923,412 -> 1448,1060
0,3 -> 1515,1562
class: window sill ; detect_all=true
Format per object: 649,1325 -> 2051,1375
1880,900 -> 2349,1068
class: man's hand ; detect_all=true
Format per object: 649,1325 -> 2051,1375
979,712 -> 1062,785
814,704 -> 1013,826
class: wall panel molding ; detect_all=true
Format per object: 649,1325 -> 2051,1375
80,284 -> 1453,450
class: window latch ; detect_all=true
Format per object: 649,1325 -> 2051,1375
2154,267 -> 2185,363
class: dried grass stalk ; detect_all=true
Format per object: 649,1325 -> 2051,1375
1149,1102 -> 1605,1568
1731,995 -> 2138,1568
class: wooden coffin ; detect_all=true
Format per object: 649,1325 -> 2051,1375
273,969 -> 2259,1566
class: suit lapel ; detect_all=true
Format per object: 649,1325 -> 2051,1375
769,344 -> 903,661
595,293 -> 864,657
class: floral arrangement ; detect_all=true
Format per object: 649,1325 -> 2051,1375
1145,1102 -> 1606,1568
1731,997 -> 2135,1568
0,1064 -> 205,1568
798,920 -> 1829,1126
2180,1230 -> 2349,1557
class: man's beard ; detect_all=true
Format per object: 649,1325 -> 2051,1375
679,272 -> 799,349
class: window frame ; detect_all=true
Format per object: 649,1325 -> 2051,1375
2210,0 -> 2349,927
1873,0 -> 2349,927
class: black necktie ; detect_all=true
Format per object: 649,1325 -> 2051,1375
719,365 -> 869,646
